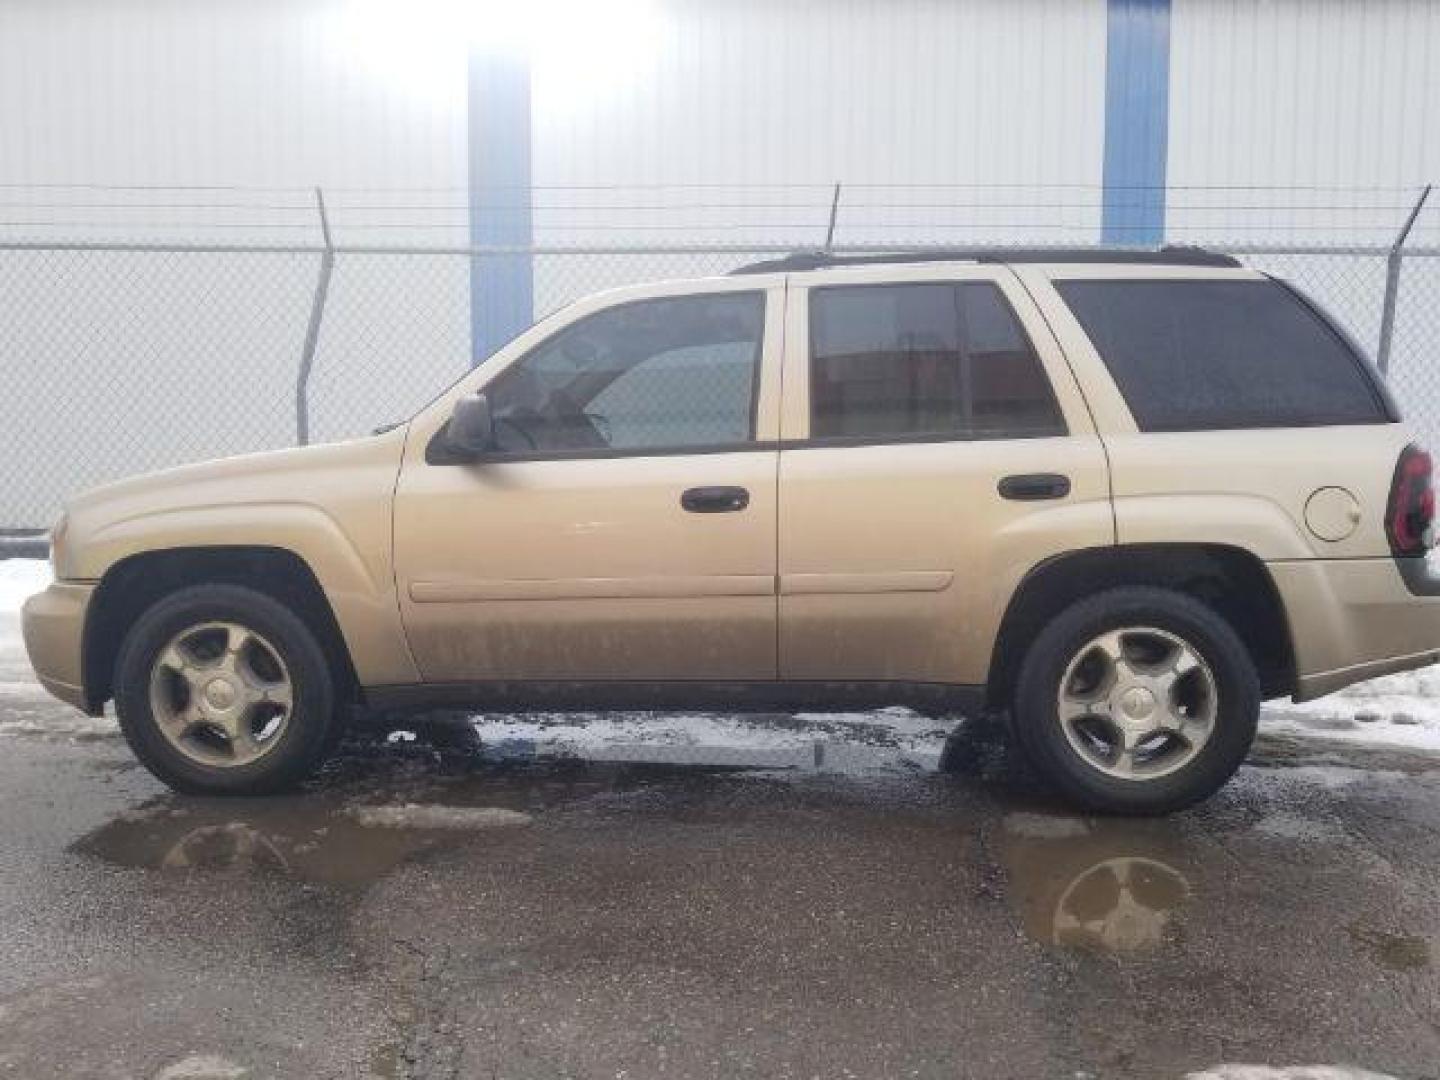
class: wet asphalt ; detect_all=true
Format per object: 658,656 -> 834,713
2,613 -> 1440,1079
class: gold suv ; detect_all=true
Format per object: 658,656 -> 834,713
22,248 -> 1440,813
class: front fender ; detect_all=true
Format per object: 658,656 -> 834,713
78,503 -> 416,686
59,431 -> 417,686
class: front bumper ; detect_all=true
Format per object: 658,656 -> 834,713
20,580 -> 96,713
1269,557 -> 1440,701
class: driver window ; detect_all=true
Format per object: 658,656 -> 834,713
485,291 -> 765,454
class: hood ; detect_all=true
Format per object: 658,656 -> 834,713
56,427 -> 409,581
68,438 -> 370,511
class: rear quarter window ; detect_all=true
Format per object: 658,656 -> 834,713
1056,279 -> 1392,432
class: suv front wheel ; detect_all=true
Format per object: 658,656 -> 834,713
1011,587 -> 1260,815
114,584 -> 340,795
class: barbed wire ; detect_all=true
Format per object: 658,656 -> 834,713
0,180 -> 1433,193
0,182 -> 1431,249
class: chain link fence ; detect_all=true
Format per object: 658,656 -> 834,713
4,234 -> 1439,529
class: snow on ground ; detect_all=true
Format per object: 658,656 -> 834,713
0,559 -> 119,738
348,804 -> 532,829
3,555 -> 1440,757
1264,665 -> 1440,753
468,707 -> 947,752
462,707 -> 952,771
0,557 -> 50,611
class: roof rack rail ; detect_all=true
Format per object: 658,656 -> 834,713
729,245 -> 1240,275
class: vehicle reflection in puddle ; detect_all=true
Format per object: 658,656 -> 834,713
71,720 -> 949,886
70,753 -> 733,887
73,796 -> 460,887
998,811 -> 1192,954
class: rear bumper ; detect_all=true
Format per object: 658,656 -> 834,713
1269,557 -> 1440,701
20,580 -> 96,713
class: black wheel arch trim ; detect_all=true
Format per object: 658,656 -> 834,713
83,545 -> 358,712
987,543 -> 1297,707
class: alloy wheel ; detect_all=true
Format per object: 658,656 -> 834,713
1056,626 -> 1218,781
147,621 -> 294,768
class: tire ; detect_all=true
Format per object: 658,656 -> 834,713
1010,587 -> 1259,815
114,584 -> 339,795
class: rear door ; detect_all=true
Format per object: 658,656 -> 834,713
776,263 -> 1114,687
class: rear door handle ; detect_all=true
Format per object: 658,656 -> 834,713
997,473 -> 1071,501
681,486 -> 750,513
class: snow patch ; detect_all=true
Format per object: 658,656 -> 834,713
1265,662 -> 1440,754
1263,766 -> 1407,790
0,713 -> 119,740
468,708 -> 948,756
348,803 -> 532,830
461,709 -> 949,774
153,1055 -> 249,1080
0,558 -> 50,612
1002,811 -> 1089,839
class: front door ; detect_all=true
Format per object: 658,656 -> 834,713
777,265 -> 1114,688
394,279 -> 784,684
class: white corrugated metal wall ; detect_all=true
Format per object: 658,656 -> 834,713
531,0 -> 1108,242
1170,0 -> 1440,199
3,0 -> 1440,525
0,0 -> 467,196
3,1 -> 1437,243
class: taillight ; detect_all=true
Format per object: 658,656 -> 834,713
1386,444 -> 1435,556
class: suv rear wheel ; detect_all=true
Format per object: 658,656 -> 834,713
114,584 -> 339,795
1011,587 -> 1259,815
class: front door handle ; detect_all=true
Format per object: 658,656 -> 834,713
681,486 -> 750,513
997,473 -> 1071,501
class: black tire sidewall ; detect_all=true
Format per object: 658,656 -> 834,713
1012,587 -> 1260,815
114,584 -> 336,795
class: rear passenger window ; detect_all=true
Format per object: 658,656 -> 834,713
1057,279 -> 1389,432
809,282 -> 1065,440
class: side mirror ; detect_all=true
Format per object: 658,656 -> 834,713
444,392 -> 494,458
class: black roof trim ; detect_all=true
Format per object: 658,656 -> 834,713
729,246 -> 1240,275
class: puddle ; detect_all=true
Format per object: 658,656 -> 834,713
998,811 -> 1192,954
1345,922 -> 1432,971
73,797 -> 452,887
68,708 -> 973,889
70,755 -> 696,886
74,730 -> 909,887
1250,731 -> 1440,778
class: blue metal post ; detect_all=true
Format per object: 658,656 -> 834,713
468,45 -> 534,365
1101,0 -> 1171,245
